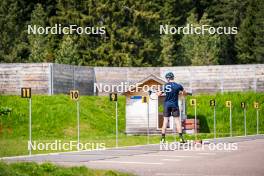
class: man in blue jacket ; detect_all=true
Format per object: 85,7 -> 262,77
157,72 -> 185,143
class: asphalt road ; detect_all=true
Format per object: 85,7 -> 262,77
2,135 -> 264,176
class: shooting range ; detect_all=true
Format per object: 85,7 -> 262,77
1,0 -> 264,174
0,64 -> 263,176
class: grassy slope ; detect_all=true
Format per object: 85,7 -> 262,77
0,162 -> 133,176
186,92 -> 264,135
0,92 -> 263,157
0,95 -> 126,139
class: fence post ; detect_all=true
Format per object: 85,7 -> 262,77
48,63 -> 53,95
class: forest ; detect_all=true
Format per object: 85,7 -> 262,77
0,0 -> 263,66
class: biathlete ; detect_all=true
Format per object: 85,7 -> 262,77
157,72 -> 186,143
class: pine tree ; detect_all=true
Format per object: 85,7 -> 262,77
159,0 -> 193,66
180,13 -> 220,66
28,4 -> 49,62
0,0 -> 41,63
55,35 -> 80,65
0,0 -> 24,62
160,34 -> 174,66
253,0 -> 264,63
1,0 -> 262,65
236,0 -> 264,63
207,0 -> 248,64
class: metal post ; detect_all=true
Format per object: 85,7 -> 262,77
115,101 -> 118,147
230,106 -> 232,137
77,101 -> 80,150
244,108 -> 247,136
214,106 -> 216,139
147,101 -> 150,144
29,98 -> 32,155
257,110 -> 259,135
194,104 -> 197,141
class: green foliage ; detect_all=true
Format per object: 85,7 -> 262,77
235,0 -> 264,64
159,34 -> 174,66
55,35 -> 80,65
0,0 -> 30,62
0,161 -> 133,176
181,13 -> 220,65
206,0 -> 247,64
28,4 -> 50,62
0,107 -> 12,116
0,0 -> 263,65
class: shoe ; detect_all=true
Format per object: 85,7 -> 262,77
160,136 -> 166,143
179,137 -> 186,143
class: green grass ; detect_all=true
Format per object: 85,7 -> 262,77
186,92 -> 264,135
0,161 -> 134,176
0,95 -> 126,139
0,92 -> 263,157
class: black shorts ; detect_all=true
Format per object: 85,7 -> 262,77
163,107 -> 180,117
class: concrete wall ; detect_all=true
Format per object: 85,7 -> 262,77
0,63 -> 51,95
160,64 -> 264,93
0,63 -> 95,95
95,65 -> 264,95
52,64 -> 94,95
0,63 -> 263,95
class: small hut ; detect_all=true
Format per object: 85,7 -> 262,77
123,74 -> 187,135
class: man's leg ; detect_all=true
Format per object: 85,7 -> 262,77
175,116 -> 185,142
161,117 -> 169,142
161,106 -> 171,142
162,117 -> 169,134
172,108 -> 185,143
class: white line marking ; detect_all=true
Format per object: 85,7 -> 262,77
156,174 -> 194,176
197,152 -> 216,155
0,144 -> 158,160
162,159 -> 181,161
138,154 -> 200,158
90,160 -> 163,165
156,173 -> 233,176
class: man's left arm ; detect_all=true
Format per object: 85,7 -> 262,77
178,84 -> 187,96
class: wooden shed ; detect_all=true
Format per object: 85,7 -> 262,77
123,74 -> 187,135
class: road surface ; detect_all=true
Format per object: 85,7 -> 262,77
2,135 -> 264,176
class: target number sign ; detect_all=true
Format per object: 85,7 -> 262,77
142,96 -> 148,103
254,102 -> 259,109
70,90 -> 79,101
210,99 -> 216,107
109,93 -> 117,101
225,101 -> 232,108
21,88 -> 31,98
241,102 -> 246,109
190,99 -> 196,106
